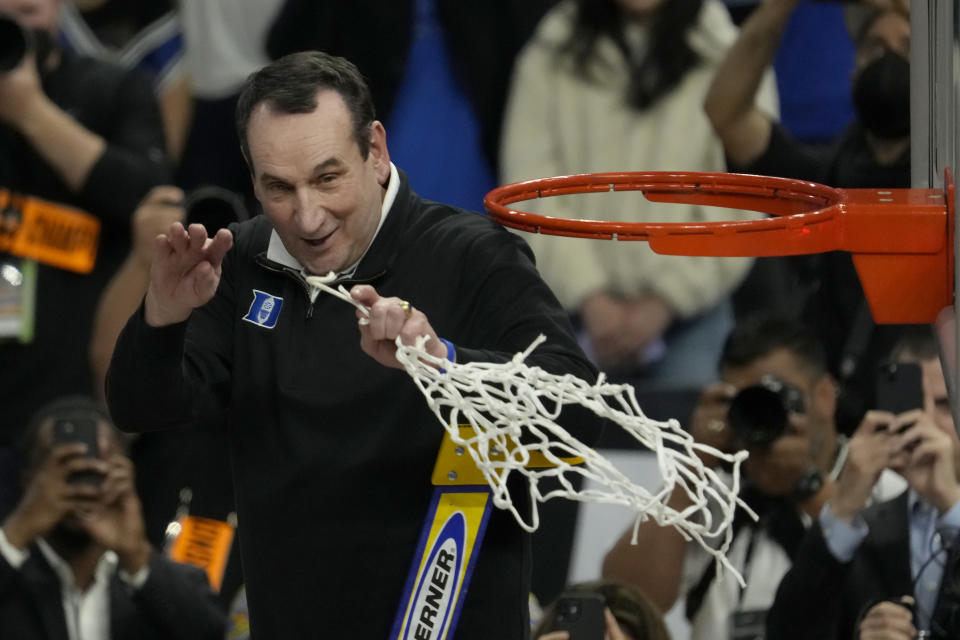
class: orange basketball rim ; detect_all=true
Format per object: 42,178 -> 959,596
484,171 -> 955,325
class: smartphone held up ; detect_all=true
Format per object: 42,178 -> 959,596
52,417 -> 103,485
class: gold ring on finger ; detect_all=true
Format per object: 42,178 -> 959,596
398,299 -> 413,320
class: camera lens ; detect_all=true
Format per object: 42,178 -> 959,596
0,16 -> 28,73
183,186 -> 249,232
727,376 -> 805,448
728,386 -> 788,447
557,602 -> 580,622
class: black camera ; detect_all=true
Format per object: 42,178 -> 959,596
183,185 -> 250,232
727,375 -> 806,447
0,14 -> 30,73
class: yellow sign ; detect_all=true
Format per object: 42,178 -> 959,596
393,426 -> 581,638
432,425 -> 584,486
0,188 -> 100,274
391,489 -> 491,640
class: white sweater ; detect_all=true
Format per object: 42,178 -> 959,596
500,0 -> 780,318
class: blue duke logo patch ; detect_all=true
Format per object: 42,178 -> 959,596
242,290 -> 283,329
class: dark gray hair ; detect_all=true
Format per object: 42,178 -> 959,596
890,326 -> 940,363
235,51 -> 376,165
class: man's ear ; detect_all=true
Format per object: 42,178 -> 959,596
368,121 -> 390,185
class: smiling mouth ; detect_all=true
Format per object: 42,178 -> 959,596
303,228 -> 336,249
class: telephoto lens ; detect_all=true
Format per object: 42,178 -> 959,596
0,15 -> 29,73
183,185 -> 250,232
727,375 -> 805,447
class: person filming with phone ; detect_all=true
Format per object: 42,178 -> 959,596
765,328 -> 960,640
533,580 -> 672,640
602,314 -> 906,640
0,396 -> 226,640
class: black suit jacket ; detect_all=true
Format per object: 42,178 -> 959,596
766,491 -> 960,639
0,545 -> 226,640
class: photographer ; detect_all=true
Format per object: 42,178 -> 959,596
0,395 -> 226,639
766,329 -> 960,640
601,315 -> 905,640
0,0 -> 168,468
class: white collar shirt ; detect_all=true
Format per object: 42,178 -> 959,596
36,538 -> 117,640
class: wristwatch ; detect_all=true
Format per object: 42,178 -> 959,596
793,467 -> 824,501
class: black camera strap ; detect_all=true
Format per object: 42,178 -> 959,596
686,495 -> 754,622
839,299 -> 875,383
685,488 -> 806,622
685,518 -> 767,622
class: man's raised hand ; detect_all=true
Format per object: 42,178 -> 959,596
144,222 -> 233,326
350,285 -> 447,369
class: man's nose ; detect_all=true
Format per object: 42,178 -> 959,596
293,188 -> 327,234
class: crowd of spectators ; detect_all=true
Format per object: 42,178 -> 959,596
1,0 -> 955,638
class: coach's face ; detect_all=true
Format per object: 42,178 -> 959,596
247,89 -> 390,275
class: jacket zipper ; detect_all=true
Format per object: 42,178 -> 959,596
255,260 -> 316,318
254,254 -> 387,319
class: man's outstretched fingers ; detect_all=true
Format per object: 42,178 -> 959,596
186,223 -> 210,260
349,284 -> 379,308
167,221 -> 189,255
204,228 -> 234,269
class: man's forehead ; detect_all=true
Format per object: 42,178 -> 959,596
249,89 -> 352,131
247,93 -> 357,172
721,348 -> 813,387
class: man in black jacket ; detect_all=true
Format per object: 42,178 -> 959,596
107,51 -> 599,638
0,396 -> 226,640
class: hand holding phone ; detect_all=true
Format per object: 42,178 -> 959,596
2,418 -> 106,549
875,362 -> 924,425
544,593 -> 606,640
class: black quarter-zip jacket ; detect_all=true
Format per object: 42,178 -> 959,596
107,170 -> 600,638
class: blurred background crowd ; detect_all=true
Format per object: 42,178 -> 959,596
2,0 -> 954,639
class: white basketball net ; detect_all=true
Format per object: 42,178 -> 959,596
397,334 -> 754,584
304,274 -> 754,584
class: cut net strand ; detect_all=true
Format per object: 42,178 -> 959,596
304,280 -> 753,584
395,334 -> 754,584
